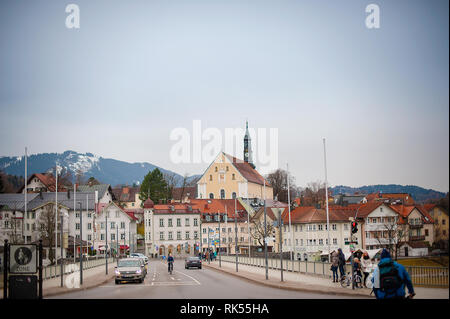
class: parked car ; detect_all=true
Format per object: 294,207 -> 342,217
185,256 -> 202,269
115,258 -> 145,284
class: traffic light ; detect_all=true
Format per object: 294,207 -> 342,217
351,221 -> 358,234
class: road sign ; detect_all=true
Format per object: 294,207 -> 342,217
9,244 -> 37,274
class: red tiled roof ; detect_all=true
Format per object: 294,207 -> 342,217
390,204 -> 434,224
19,173 -> 67,193
152,203 -> 201,215
171,186 -> 197,201
223,153 -> 271,187
189,199 -> 247,219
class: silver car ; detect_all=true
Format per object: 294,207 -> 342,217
115,258 -> 145,284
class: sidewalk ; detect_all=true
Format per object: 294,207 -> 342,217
204,260 -> 449,299
0,261 -> 117,299
43,261 -> 117,297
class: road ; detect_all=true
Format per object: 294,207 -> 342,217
50,259 -> 368,299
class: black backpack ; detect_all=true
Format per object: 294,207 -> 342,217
379,260 -> 402,295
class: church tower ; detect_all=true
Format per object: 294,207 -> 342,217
243,121 -> 255,169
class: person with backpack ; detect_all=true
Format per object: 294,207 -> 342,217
337,248 -> 346,280
330,251 -> 339,282
371,249 -> 415,299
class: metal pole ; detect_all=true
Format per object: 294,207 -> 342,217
60,209 -> 64,287
218,212 -> 221,268
234,198 -> 238,272
207,226 -> 210,264
225,206 -> 228,256
246,189 -> 251,259
24,147 -> 27,244
129,225 -> 131,255
287,163 -> 293,265
86,194 -> 88,260
116,225 -> 119,260
38,239 -> 43,299
105,210 -> 108,274
263,180 -> 268,280
73,184 -> 76,263
323,138 -> 331,262
279,209 -> 283,282
55,164 -> 58,275
79,202 -> 83,285
3,239 -> 8,299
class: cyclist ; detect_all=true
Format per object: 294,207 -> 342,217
167,253 -> 174,274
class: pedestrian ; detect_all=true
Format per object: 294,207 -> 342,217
337,248 -> 346,280
205,250 -> 209,261
371,249 -> 415,299
361,251 -> 372,288
353,257 -> 363,287
330,251 -> 339,282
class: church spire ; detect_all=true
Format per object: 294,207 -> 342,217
243,120 -> 255,169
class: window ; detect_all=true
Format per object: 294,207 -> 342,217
76,234 -> 80,240
76,223 -> 80,230
240,227 -> 245,233
232,192 -> 236,199
203,238 -> 207,244
223,238 -> 226,243
318,224 -> 323,231
177,218 -> 181,227
333,238 -> 337,245
111,222 -> 115,229
226,166 -> 229,171
202,228 -> 206,234
313,225 -> 316,231
319,239 -> 323,245
194,231 -> 198,239
88,213 -> 92,218
168,219 -> 173,227
443,219 -> 446,225
240,237 -> 244,242
425,229 -> 429,236
147,232 -> 151,240
295,225 -> 298,232
111,233 -> 115,241
185,231 -> 190,240
380,207 -> 383,212
76,212 -> 80,218
87,223 -> 92,230
332,224 -> 337,231
209,193 -> 214,199
209,175 -> 213,181
228,228 -> 232,233
159,219 -> 164,227
160,232 -> 164,240
88,234 -> 92,241
177,231 -> 182,240
344,223 -> 349,230
220,189 -> 225,199
185,218 -> 190,226
232,173 -> 235,180
215,166 -> 218,172
168,231 -> 173,240
101,234 -> 104,240
222,228 -> 226,233
121,222 -> 125,229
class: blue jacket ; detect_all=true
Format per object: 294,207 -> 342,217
167,256 -> 174,263
371,257 -> 414,299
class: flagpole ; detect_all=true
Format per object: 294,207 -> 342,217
24,147 -> 27,244
74,183 -> 76,262
55,164 -> 58,272
323,138 -> 331,261
287,163 -> 293,264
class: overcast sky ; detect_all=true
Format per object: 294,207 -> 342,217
0,0 -> 448,192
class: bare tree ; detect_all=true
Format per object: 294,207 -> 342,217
38,203 -> 57,264
250,218 -> 275,247
300,181 -> 327,207
372,217 -> 408,260
265,169 -> 298,203
163,172 -> 178,201
75,169 -> 85,186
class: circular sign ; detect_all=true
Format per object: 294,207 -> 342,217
14,247 -> 32,265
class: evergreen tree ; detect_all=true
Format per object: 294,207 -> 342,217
139,168 -> 169,205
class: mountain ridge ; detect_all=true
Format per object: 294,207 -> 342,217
0,150 -> 200,187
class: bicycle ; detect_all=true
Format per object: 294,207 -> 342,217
340,271 -> 363,288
